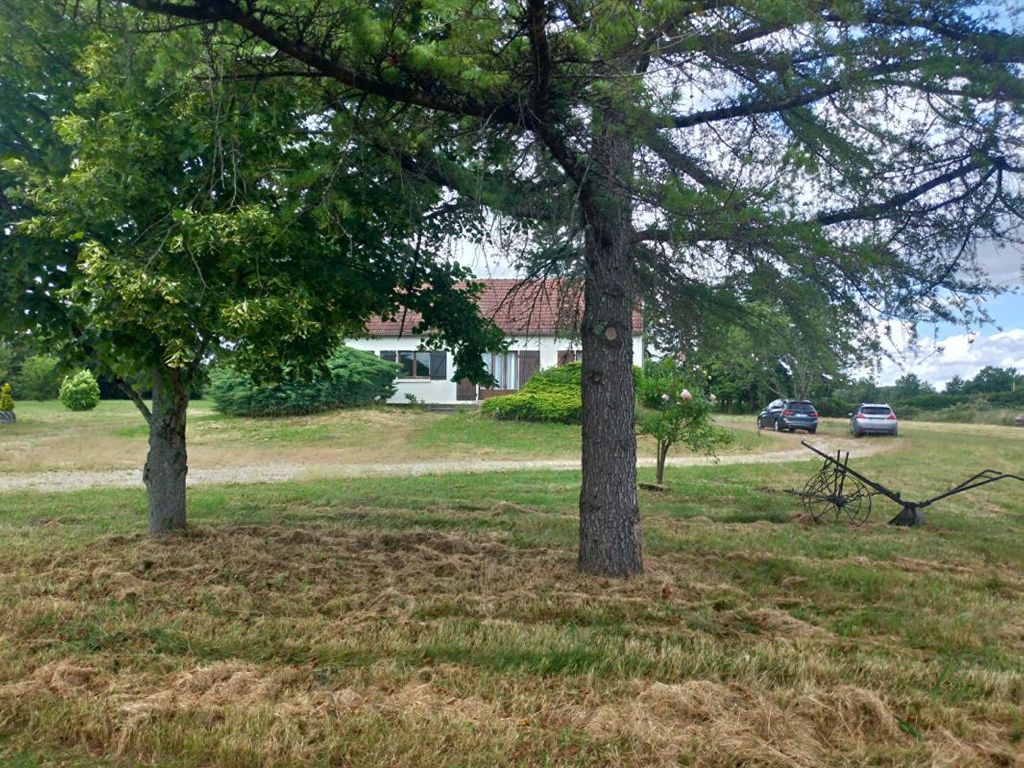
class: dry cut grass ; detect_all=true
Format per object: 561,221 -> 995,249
2,513 -> 1023,767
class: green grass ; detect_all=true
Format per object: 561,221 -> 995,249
0,418 -> 1023,765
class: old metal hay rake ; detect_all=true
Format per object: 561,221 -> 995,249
798,441 -> 1023,526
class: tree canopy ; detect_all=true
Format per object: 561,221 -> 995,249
0,2 -> 505,532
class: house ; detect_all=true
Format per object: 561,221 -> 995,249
346,279 -> 644,404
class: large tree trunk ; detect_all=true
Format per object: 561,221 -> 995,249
145,367 -> 189,534
577,113 -> 642,577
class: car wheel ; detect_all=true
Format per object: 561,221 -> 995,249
773,419 -> 782,432
892,429 -> 898,438
808,428 -> 817,434
788,428 -> 795,433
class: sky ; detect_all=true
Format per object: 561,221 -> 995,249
872,242 -> 1023,389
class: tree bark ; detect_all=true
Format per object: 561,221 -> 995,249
577,112 -> 643,577
656,441 -> 669,486
145,366 -> 189,534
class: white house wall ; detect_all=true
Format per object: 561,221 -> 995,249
345,334 -> 644,405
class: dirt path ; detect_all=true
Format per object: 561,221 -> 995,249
0,435 -> 893,493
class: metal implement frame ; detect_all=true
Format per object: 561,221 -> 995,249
798,441 -> 1024,526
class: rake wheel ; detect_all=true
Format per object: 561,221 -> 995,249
802,466 -> 872,525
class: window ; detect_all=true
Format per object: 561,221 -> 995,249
379,351 -> 446,380
787,401 -> 816,413
400,351 -> 430,379
480,350 -> 541,392
483,352 -> 518,390
557,349 -> 581,365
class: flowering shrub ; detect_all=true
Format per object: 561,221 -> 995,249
636,357 -> 730,485
59,369 -> 101,411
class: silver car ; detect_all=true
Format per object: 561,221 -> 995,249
850,403 -> 898,437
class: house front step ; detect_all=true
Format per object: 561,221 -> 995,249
424,403 -> 481,413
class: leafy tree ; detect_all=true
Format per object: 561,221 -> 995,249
636,357 -> 729,486
678,294 -> 865,412
964,366 -> 1017,394
944,375 -> 967,395
0,7 -> 503,533
0,345 -> 15,391
12,355 -> 61,401
835,378 -> 882,408
892,373 -> 933,399
114,0 -> 1024,574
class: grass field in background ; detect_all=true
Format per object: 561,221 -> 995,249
0,415 -> 1023,765
0,401 -> 787,475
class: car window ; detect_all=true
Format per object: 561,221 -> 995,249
861,406 -> 893,416
768,400 -> 783,409
788,402 -> 816,412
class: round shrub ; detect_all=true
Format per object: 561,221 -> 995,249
59,369 -> 101,411
209,346 -> 398,417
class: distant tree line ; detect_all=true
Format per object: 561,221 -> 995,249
671,312 -> 1023,418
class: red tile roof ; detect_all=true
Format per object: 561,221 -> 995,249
364,278 -> 643,338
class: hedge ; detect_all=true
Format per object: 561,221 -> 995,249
209,346 -> 398,417
889,389 -> 1024,414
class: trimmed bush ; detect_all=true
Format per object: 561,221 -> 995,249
481,387 -> 583,423
0,382 -> 14,424
482,363 -> 583,423
59,370 -> 101,411
13,354 -> 61,400
209,346 -> 398,417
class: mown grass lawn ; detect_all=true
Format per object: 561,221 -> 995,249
0,401 -> 785,475
0,419 -> 1022,766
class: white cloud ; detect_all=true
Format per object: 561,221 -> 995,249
974,241 -> 1023,288
873,327 -> 1024,388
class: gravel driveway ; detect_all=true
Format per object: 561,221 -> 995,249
0,437 -> 890,493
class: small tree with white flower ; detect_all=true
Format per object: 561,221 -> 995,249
636,357 -> 730,486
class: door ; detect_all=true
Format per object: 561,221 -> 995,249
456,378 -> 477,401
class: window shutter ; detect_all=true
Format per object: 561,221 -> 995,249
557,350 -> 569,366
429,351 -> 447,380
380,351 -> 397,363
517,350 -> 540,388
